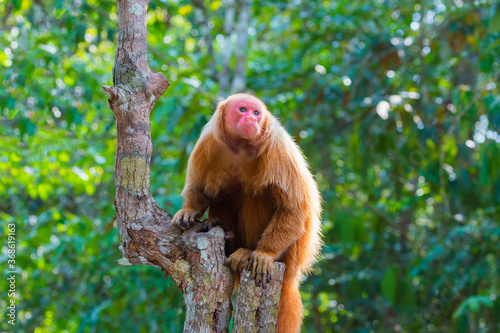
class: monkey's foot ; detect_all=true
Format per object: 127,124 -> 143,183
225,248 -> 253,273
248,251 -> 274,288
204,218 -> 234,240
171,209 -> 200,231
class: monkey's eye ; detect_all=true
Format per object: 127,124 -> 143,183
253,110 -> 260,116
239,107 -> 247,113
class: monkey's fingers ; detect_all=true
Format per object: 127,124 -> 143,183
231,258 -> 246,272
230,258 -> 240,272
178,219 -> 191,230
238,258 -> 251,272
182,214 -> 194,229
262,261 -> 272,287
226,248 -> 252,273
171,213 -> 182,230
248,251 -> 273,282
260,259 -> 271,282
255,272 -> 263,288
254,270 -> 270,288
250,257 -> 259,280
262,273 -> 270,289
175,216 -> 186,230
171,209 -> 199,231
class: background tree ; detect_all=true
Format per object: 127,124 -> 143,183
1,0 -> 499,332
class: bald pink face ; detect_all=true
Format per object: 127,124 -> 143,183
224,95 -> 264,140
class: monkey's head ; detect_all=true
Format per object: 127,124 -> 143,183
223,93 -> 266,140
212,93 -> 270,157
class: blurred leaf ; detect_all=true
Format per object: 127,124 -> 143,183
381,265 -> 399,305
453,295 -> 494,318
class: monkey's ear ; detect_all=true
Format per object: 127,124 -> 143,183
213,99 -> 228,142
215,99 -> 226,114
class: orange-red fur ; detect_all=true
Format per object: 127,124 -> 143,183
172,93 -> 322,333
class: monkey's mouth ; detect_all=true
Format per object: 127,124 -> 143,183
240,123 -> 258,129
239,124 -> 260,138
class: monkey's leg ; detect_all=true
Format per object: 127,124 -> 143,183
204,218 -> 236,257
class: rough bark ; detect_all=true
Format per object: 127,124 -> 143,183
103,0 -> 284,331
233,264 -> 285,333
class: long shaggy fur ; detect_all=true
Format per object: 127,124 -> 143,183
179,94 -> 322,332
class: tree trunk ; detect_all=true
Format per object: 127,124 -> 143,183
231,0 -> 250,93
103,1 -> 284,331
192,0 -> 217,80
218,0 -> 236,95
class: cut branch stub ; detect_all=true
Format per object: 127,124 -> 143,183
233,263 -> 285,333
146,72 -> 170,104
102,85 -> 119,102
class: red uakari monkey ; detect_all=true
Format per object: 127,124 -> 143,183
172,93 -> 322,333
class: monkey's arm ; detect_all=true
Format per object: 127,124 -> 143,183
171,134 -> 214,230
250,205 -> 306,285
255,204 -> 306,259
171,144 -> 211,230
226,196 -> 306,285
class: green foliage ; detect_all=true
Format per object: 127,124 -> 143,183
453,295 -> 494,319
1,0 -> 499,332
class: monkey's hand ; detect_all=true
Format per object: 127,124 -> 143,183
225,248 -> 253,273
171,209 -> 200,231
248,251 -> 274,288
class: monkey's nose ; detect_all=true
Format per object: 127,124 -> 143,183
244,117 -> 257,125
